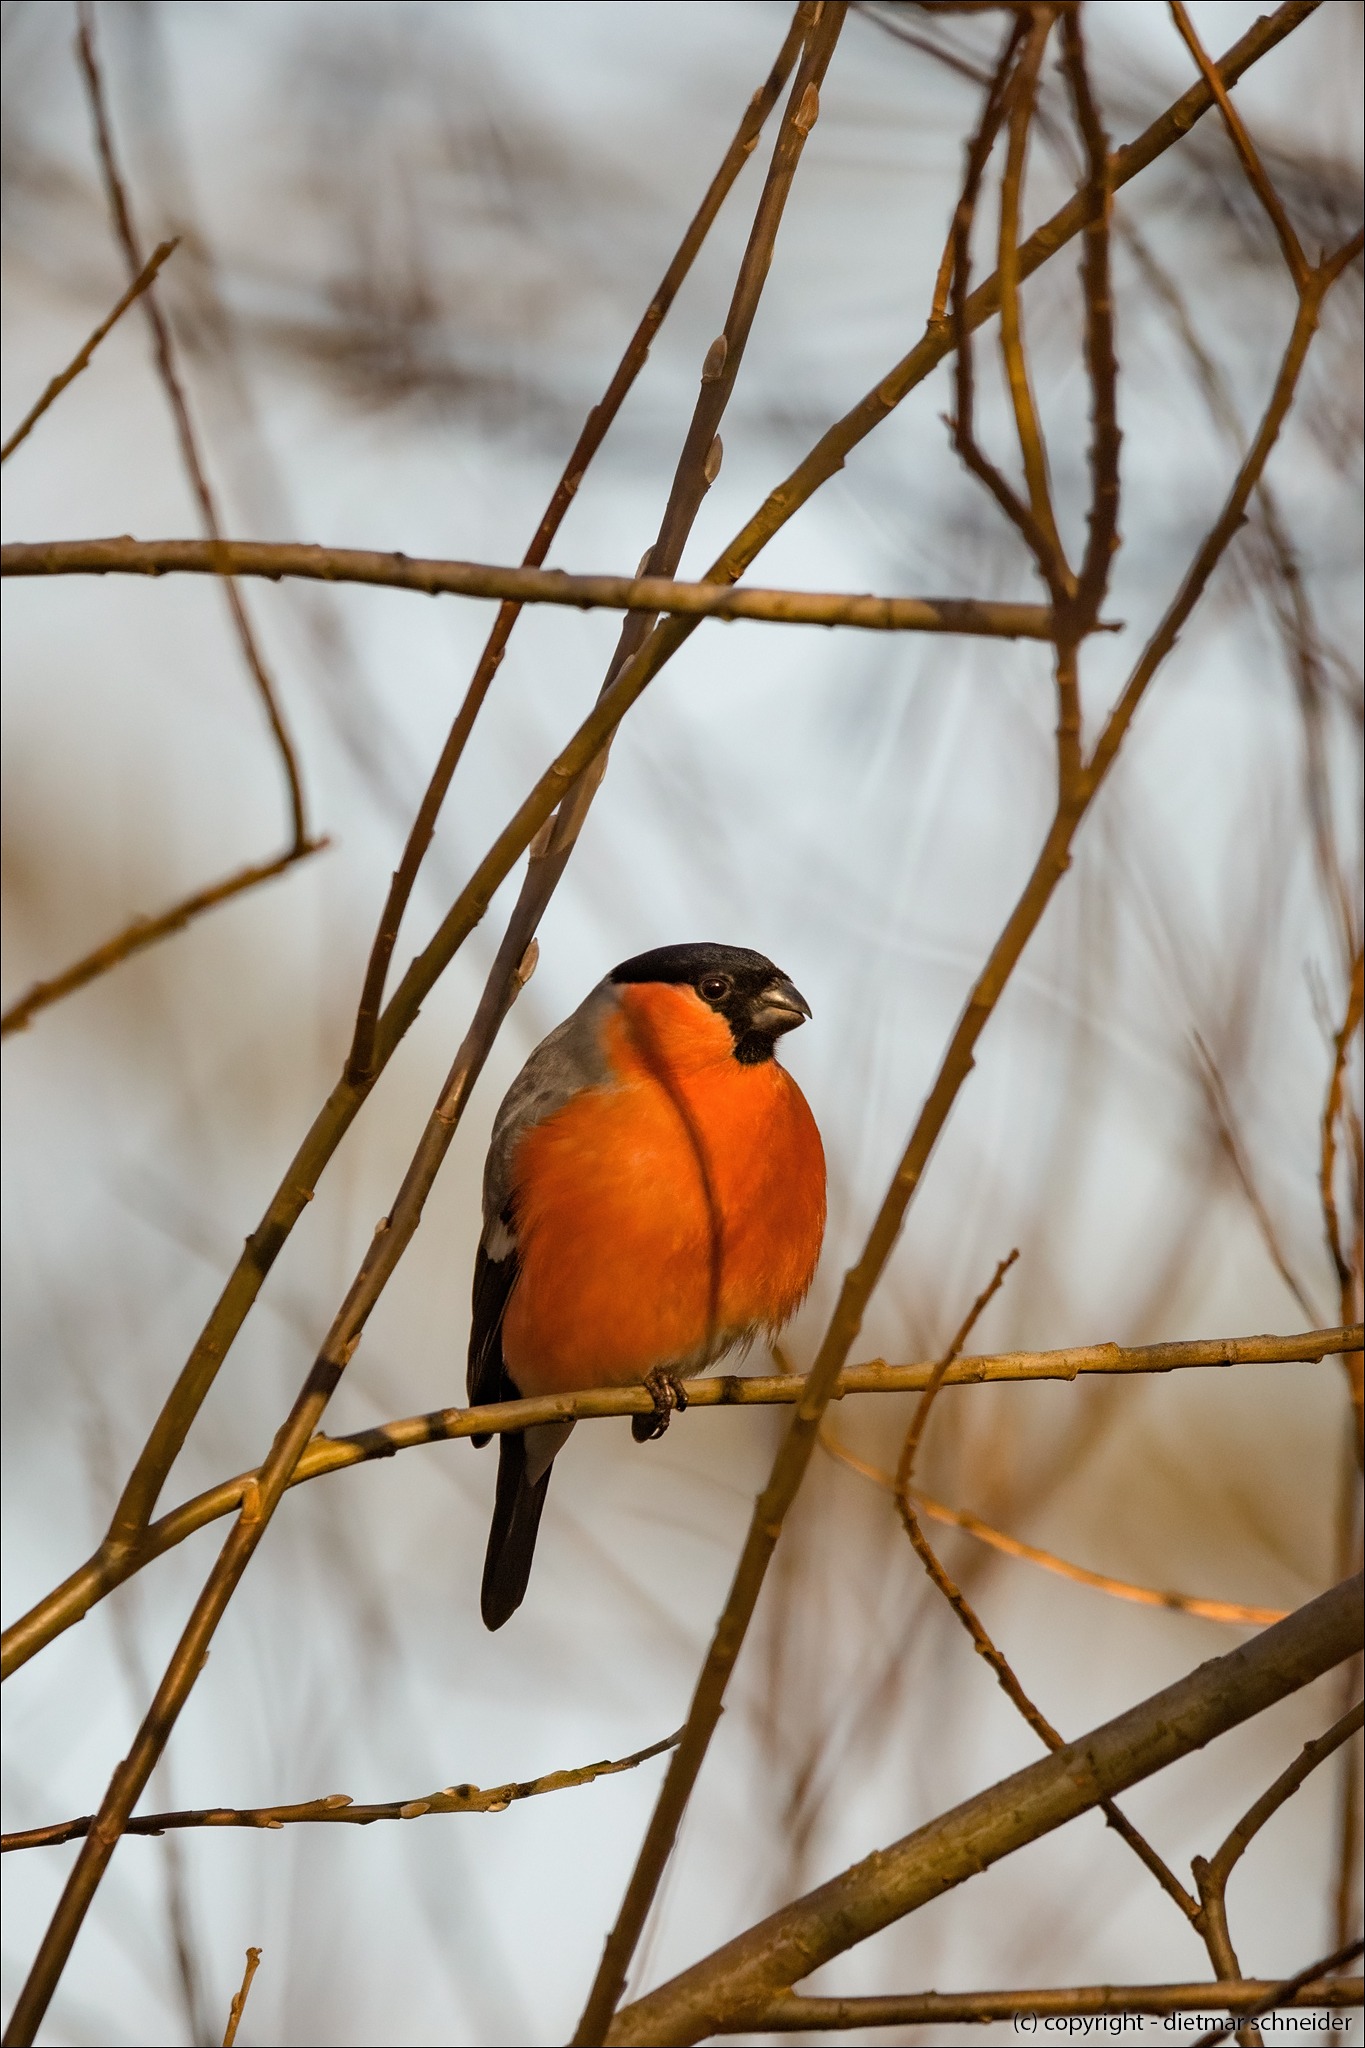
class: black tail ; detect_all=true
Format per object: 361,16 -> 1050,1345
481,1429 -> 553,1630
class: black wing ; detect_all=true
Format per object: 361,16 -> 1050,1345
467,1229 -> 520,1443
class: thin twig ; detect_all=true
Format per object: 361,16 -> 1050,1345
1192,1030 -> 1323,1325
1193,1942 -> 1365,2048
220,1948 -> 260,2048
1058,6 -> 1121,628
1322,950 -> 1365,1459
896,1249 -> 1019,1494
821,1429 -> 1292,1626
0,238 -> 178,463
0,540 -> 1068,640
893,1477 -> 1200,1923
75,4 -> 309,851
1,1729 -> 682,1853
0,841 -> 326,1039
1169,1 -> 1309,287
1191,1700 -> 1365,1995
742,1979 -> 1364,2034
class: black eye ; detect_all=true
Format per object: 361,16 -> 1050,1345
698,974 -> 731,1002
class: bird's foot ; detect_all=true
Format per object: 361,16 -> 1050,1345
632,1367 -> 690,1443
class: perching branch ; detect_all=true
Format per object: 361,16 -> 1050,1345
4,1323 -> 1352,1682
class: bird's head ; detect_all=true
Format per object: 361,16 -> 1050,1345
609,942 -> 811,1067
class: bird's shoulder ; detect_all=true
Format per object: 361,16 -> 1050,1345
481,979 -> 618,1244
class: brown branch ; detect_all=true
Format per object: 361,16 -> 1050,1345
220,1948 -> 260,2048
1191,1700 -> 1365,1996
820,1430 -> 1293,1626
1192,1031 -> 1323,1325
743,1978 -> 1364,2034
0,841 -> 327,1040
0,20 -> 852,2042
0,539 -> 1067,641
1322,949 -> 1365,1459
4,1324 -> 1352,1683
605,1578 -> 1363,2044
75,4 -> 309,852
893,1478 -> 1200,1924
1194,1942 -> 1364,2048
1,1728 -> 682,1854
1058,7 -> 1120,628
54,0 -> 1312,1631
949,17 -> 1070,592
0,238 -> 178,463
342,0 -> 810,1085
1169,1 -> 1309,287
927,12 -> 1027,324
897,1249 -> 1019,1492
994,9 -> 1073,595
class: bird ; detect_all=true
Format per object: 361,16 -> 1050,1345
467,941 -> 826,1630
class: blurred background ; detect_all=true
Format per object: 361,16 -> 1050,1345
2,2 -> 1361,2042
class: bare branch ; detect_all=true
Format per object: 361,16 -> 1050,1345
5,1325 -> 1354,1682
0,539 -> 1068,641
1,1729 -> 682,1854
820,1429 -> 1293,1626
743,1978 -> 1364,2034
220,1949 -> 260,2048
0,238 -> 178,464
0,841 -> 326,1040
74,3 -> 309,851
604,1579 -> 1363,2044
1193,1941 -> 1364,2048
1169,0 -> 1310,287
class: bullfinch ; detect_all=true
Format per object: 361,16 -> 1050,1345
467,942 -> 826,1629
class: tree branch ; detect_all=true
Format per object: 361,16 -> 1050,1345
75,3 -> 309,852
0,238 -> 178,464
0,539 -> 1068,641
1,1729 -> 682,1853
604,1578 -> 1363,2045
741,1978 -> 1364,2034
0,841 -> 326,1040
4,1325 -> 1355,1683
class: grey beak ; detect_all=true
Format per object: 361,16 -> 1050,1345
750,975 -> 811,1037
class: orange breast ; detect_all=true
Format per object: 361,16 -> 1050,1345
501,982 -> 826,1397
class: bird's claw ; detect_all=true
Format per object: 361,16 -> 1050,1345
632,1367 -> 689,1443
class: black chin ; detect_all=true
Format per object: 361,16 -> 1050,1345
733,1030 -> 778,1066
